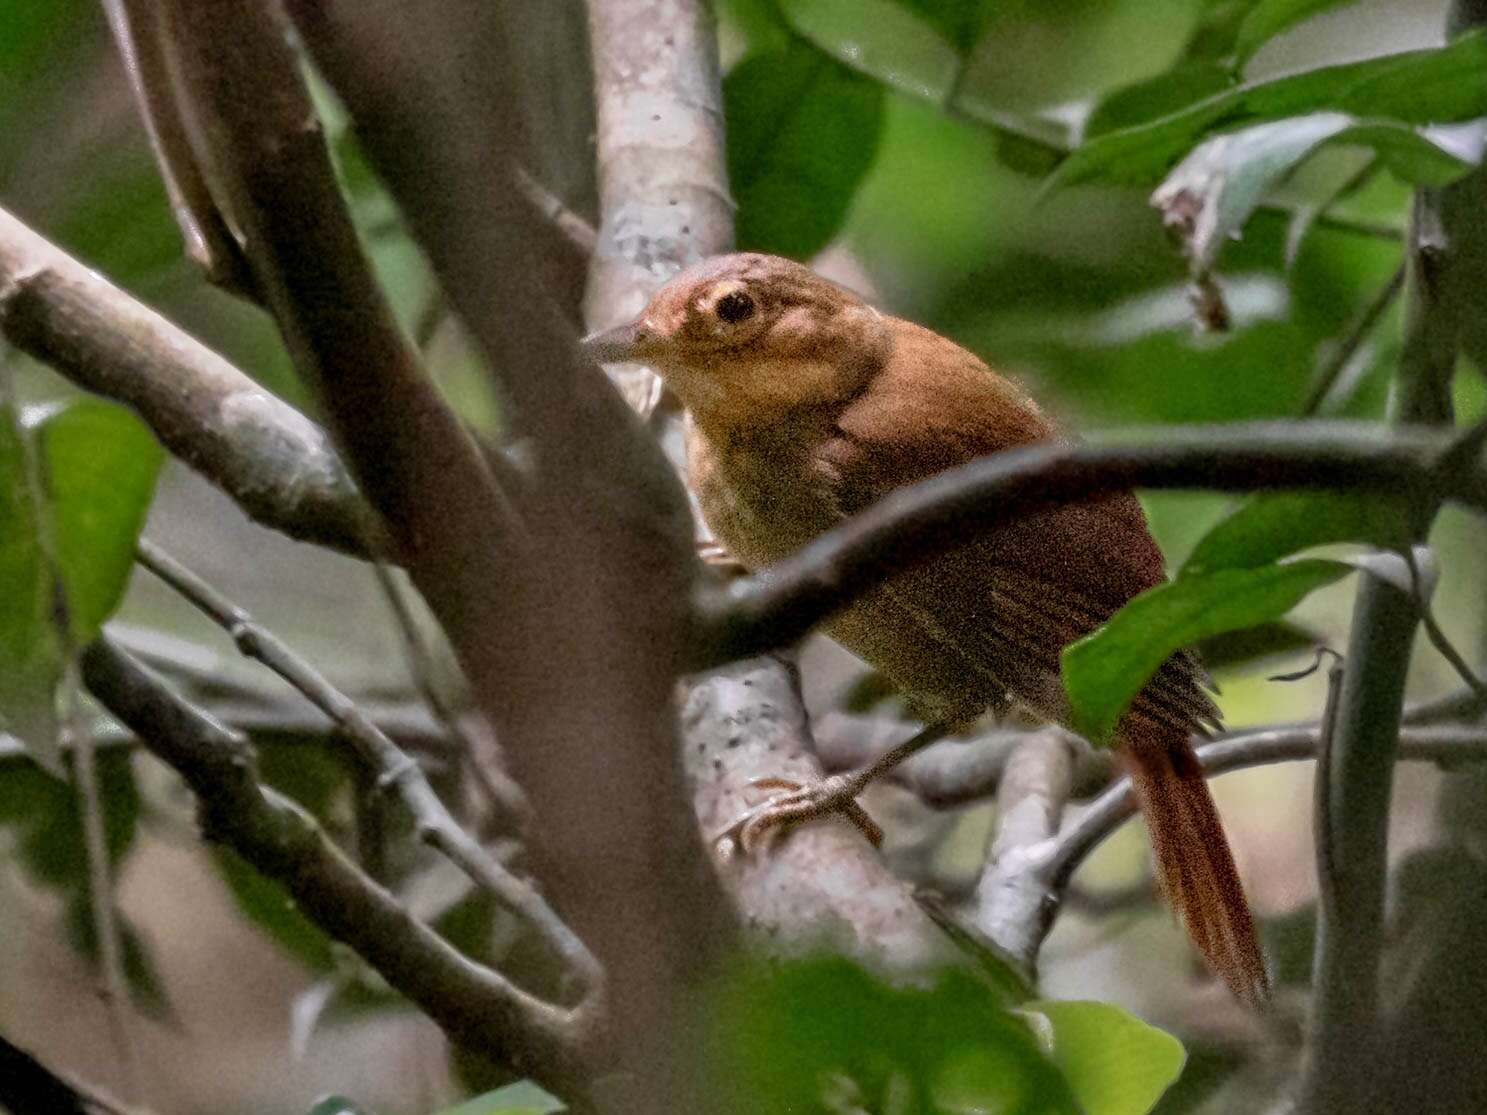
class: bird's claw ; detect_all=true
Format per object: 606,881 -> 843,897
714,774 -> 884,856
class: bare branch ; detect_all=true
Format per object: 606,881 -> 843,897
582,0 -> 969,978
515,166 -> 598,257
692,423 -> 1487,668
135,538 -> 600,1001
79,637 -> 592,1094
1046,723 -> 1487,898
1299,262 -> 1405,417
63,668 -> 143,1104
973,730 -> 1077,974
371,563 -> 531,829
1301,48 -> 1483,1098
99,0 -> 257,296
0,204 -> 379,554
280,3 -> 725,1104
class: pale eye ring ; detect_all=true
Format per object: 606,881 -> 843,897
714,290 -> 756,324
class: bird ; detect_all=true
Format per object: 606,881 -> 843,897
582,251 -> 1269,1008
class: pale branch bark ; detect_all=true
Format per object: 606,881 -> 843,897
970,723 -> 1487,981
973,730 -> 1077,976
79,637 -> 592,1095
99,0 -> 257,297
135,538 -> 598,999
817,679 -> 1487,814
583,0 -> 966,976
0,204 -> 378,554
692,423 -> 1487,668
585,0 -> 733,419
683,658 -> 960,971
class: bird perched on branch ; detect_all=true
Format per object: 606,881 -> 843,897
584,252 -> 1269,1008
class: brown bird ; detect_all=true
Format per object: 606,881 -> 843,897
584,252 -> 1269,1008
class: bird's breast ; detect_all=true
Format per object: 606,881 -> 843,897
686,415 -> 841,569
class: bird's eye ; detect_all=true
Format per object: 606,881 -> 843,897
714,290 -> 756,324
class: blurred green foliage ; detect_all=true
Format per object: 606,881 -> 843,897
1,0 -> 1484,1111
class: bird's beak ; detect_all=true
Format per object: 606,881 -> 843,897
581,319 -> 655,363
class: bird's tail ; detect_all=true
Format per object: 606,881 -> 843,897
1119,721 -> 1270,1009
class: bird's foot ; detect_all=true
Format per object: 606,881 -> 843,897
715,774 -> 884,855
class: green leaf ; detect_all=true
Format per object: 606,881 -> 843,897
33,400 -> 163,642
1062,560 -> 1351,742
726,42 -> 885,258
776,0 -> 958,101
1234,0 -> 1363,68
891,0 -> 993,55
714,956 -> 1080,1114
434,1081 -> 566,1115
0,398 -> 160,769
1152,113 -> 1476,268
1182,491 -> 1413,575
0,746 -> 140,886
1195,619 -> 1324,670
1084,63 -> 1236,140
1021,1000 -> 1185,1115
1046,31 -> 1487,191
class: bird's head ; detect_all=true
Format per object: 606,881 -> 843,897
583,252 -> 891,429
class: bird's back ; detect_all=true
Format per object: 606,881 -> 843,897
690,316 -> 1216,733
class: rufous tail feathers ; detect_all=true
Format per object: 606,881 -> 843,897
1119,723 -> 1270,1009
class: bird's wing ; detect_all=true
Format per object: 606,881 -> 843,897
811,318 -> 1216,732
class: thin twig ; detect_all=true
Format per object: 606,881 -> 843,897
1299,263 -> 1406,417
99,0 -> 258,297
1407,548 -> 1487,700
514,166 -> 597,255
63,663 -> 143,1105
1284,156 -> 1383,269
135,538 -> 599,998
79,637 -> 593,1095
371,562 -> 530,829
1045,722 -> 1487,895
8,360 -> 143,1101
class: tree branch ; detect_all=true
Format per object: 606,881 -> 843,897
957,721 -> 1487,985
1300,6 -> 1483,1089
1045,724 -> 1487,898
78,637 -> 592,1095
0,204 -> 378,554
583,0 -> 966,978
692,423 -> 1487,668
280,3 -> 725,1105
134,538 -> 599,1001
99,0 -> 257,296
973,730 -> 1077,976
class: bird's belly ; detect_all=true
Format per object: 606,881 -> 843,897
691,434 -> 1007,722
